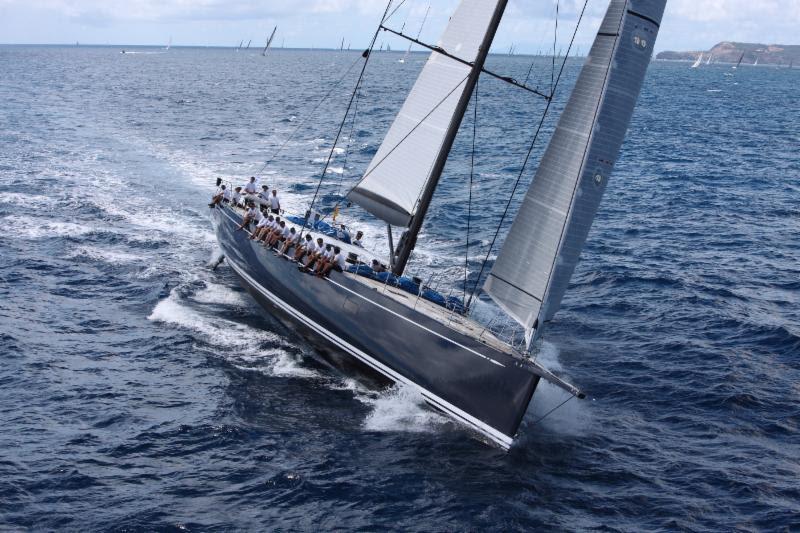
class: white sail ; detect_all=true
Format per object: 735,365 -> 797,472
484,0 -> 666,346
348,0 -> 505,226
692,53 -> 703,68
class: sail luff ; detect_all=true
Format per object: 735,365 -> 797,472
483,0 -> 666,347
348,0 -> 509,230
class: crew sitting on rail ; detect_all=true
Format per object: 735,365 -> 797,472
294,233 -> 316,262
312,243 -> 334,273
352,231 -> 364,247
266,220 -> 288,248
304,238 -> 326,269
251,214 -> 273,240
262,216 -> 281,244
317,246 -> 346,277
278,227 -> 300,256
237,202 -> 262,230
231,186 -> 243,207
208,184 -> 229,208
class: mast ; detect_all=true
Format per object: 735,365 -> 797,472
392,0 -> 509,276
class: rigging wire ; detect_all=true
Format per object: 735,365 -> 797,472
253,54 -> 364,178
336,68 -> 364,198
464,77 -> 478,303
551,0 -> 559,94
301,0 -> 394,233
465,0 -> 590,311
528,394 -> 575,428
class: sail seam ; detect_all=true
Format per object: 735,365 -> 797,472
627,9 -> 660,28
486,273 -> 543,303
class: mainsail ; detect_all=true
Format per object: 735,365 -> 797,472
484,0 -> 666,346
348,0 -> 507,227
263,26 -> 278,56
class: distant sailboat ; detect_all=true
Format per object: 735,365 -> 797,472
246,39 -> 252,50
165,37 -> 172,51
340,37 -> 345,51
705,53 -> 711,65
753,55 -> 759,66
691,53 -> 703,68
399,5 -> 430,64
732,52 -> 744,69
262,26 -> 278,56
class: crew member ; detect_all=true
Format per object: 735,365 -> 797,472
237,202 -> 262,230
269,189 -> 281,214
352,231 -> 364,247
208,184 -> 228,207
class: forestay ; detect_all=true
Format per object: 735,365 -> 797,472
484,0 -> 667,346
348,0 -> 504,227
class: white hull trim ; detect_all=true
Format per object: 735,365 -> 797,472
224,256 -> 515,450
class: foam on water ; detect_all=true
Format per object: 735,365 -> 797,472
190,282 -> 248,307
360,384 -> 450,434
148,288 -> 282,352
2,215 -> 96,239
67,245 -> 142,264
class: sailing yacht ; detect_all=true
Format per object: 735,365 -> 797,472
210,0 -> 666,449
262,26 -> 278,56
692,53 -> 703,68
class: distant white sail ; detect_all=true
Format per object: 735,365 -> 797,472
705,53 -> 712,65
349,0 -> 506,226
692,53 -> 703,68
484,0 -> 667,346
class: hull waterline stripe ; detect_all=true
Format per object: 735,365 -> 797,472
222,254 -> 515,449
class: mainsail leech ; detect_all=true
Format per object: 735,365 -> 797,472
484,0 -> 666,347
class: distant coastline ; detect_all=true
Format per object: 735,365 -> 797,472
657,41 -> 799,66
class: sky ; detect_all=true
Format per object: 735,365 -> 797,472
0,0 -> 798,53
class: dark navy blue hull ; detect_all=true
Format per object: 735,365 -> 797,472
211,206 -> 540,449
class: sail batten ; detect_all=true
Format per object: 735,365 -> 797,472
348,0 -> 506,227
484,0 -> 666,346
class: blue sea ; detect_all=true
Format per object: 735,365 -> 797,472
1,45 -> 798,530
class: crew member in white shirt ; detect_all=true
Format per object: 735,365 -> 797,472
252,214 -> 272,240
237,202 -> 262,231
352,231 -> 364,247
243,176 -> 258,196
269,189 -> 281,214
208,184 -> 228,208
231,186 -> 243,207
318,246 -> 346,277
294,233 -> 315,262
279,227 -> 301,256
304,238 -> 325,269
266,220 -> 288,247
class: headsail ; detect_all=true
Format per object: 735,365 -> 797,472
484,0 -> 666,346
348,0 -> 507,227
